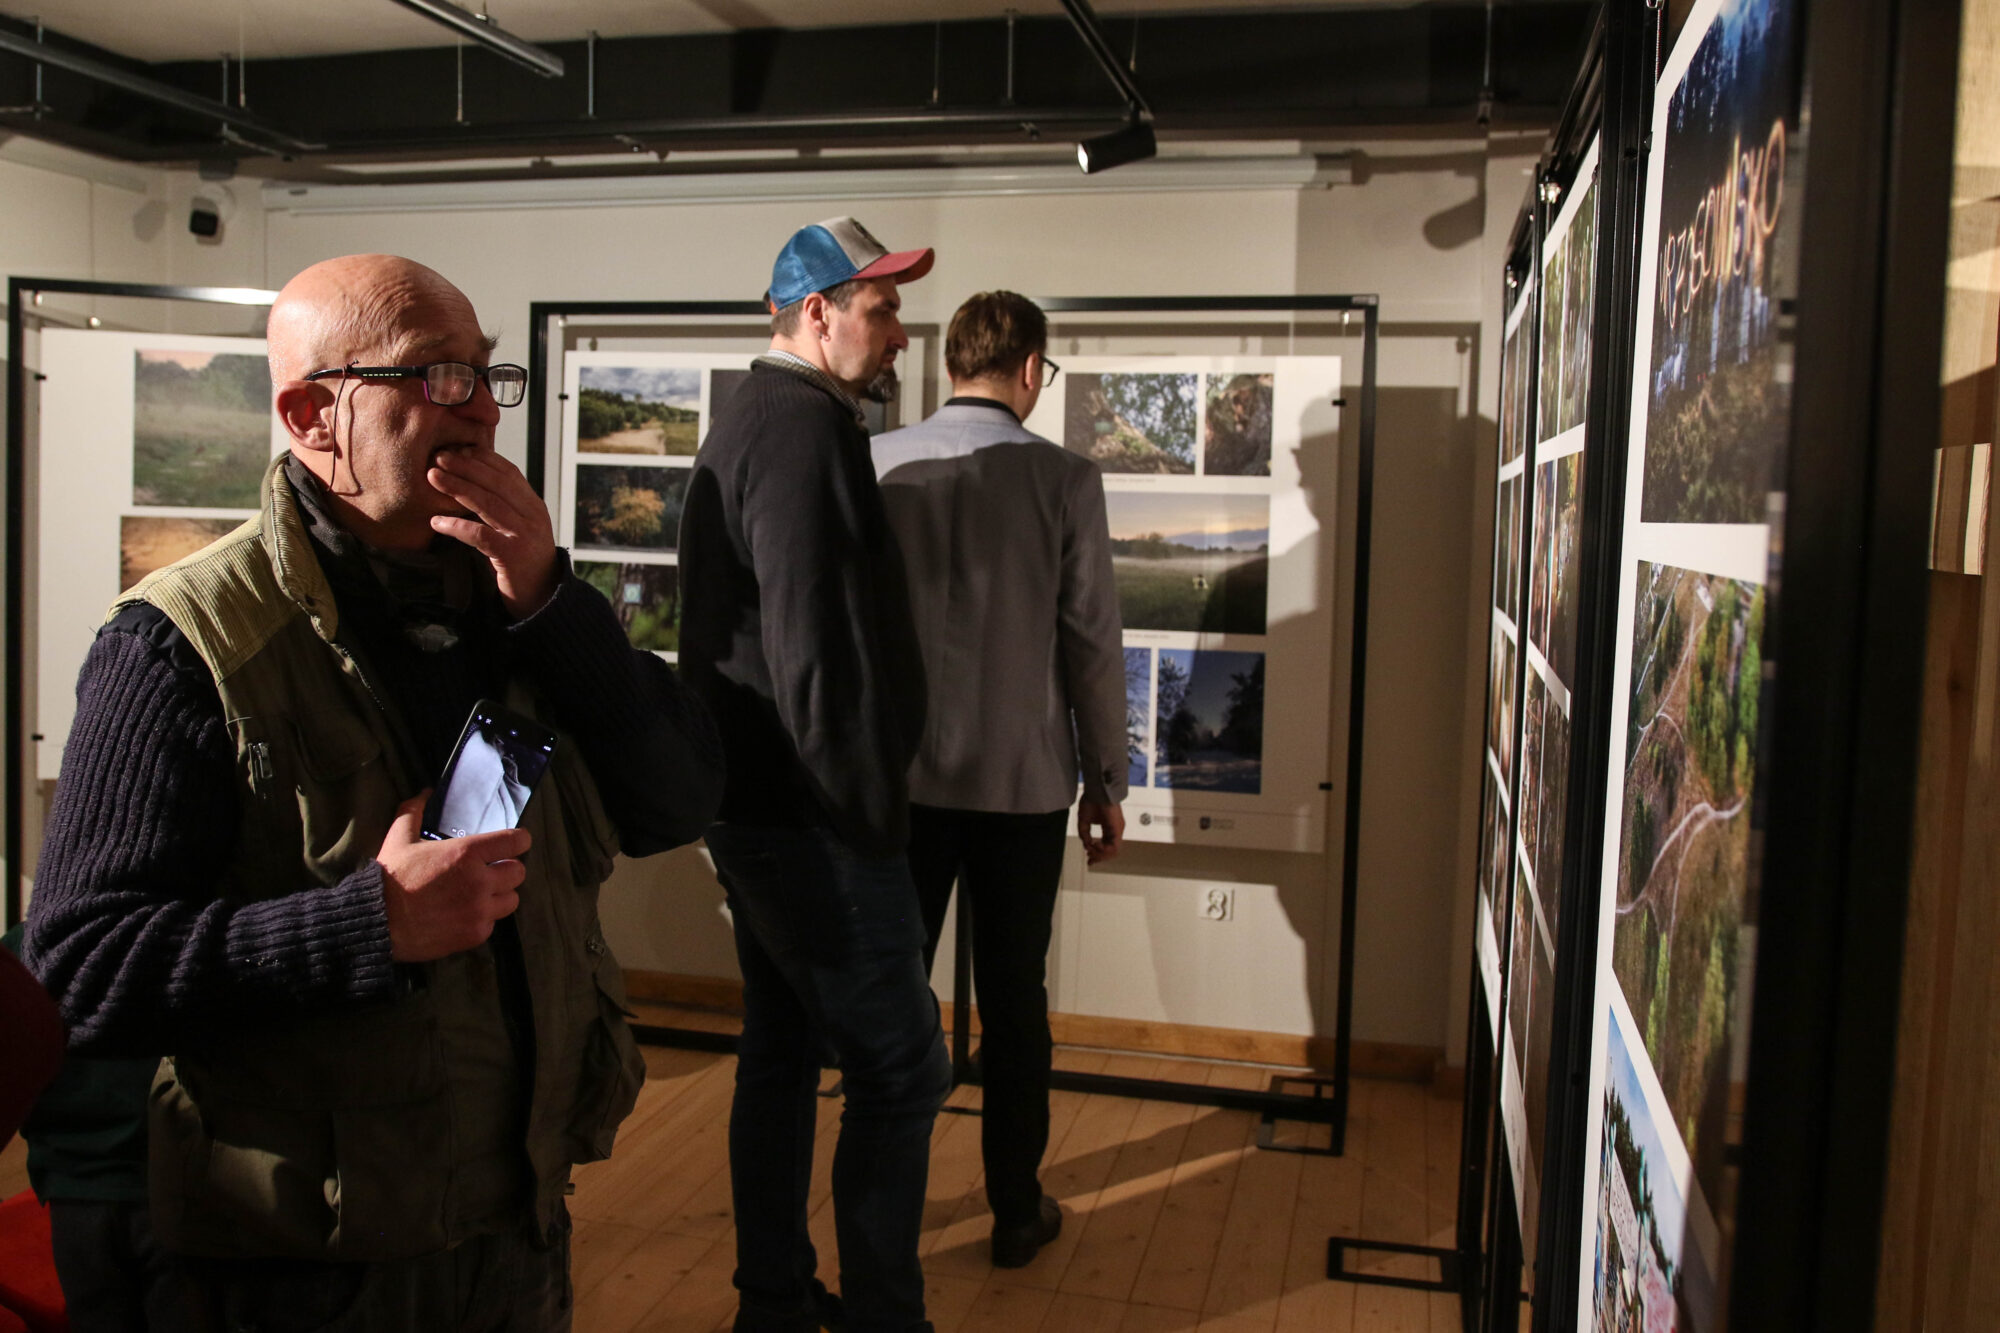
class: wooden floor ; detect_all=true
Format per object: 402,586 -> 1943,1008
0,1036 -> 1466,1332
569,1041 -> 1464,1332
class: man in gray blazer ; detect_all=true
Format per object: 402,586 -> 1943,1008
872,291 -> 1127,1269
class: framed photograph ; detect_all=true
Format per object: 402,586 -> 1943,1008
573,464 -> 689,553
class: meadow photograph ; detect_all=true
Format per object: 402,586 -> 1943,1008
1559,175 -> 1599,437
575,560 -> 680,653
1153,648 -> 1263,793
119,515 -> 241,592
1104,490 -> 1270,635
1529,452 -> 1586,685
573,464 -> 689,552
1065,372 -> 1198,473
1640,0 -> 1799,524
132,349 -> 271,509
1592,1007 -> 1717,1333
1202,372 -> 1274,475
578,366 -> 702,455
1613,561 -> 1764,1205
1539,227 -> 1569,443
1124,646 -> 1152,788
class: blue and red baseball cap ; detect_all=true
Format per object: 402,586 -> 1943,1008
767,216 -> 935,311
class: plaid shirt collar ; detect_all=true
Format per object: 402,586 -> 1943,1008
755,350 -> 867,425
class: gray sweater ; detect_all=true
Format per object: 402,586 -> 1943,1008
873,399 -> 1128,814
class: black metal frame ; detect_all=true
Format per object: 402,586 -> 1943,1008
529,294 -> 1381,1142
4,276 -> 276,931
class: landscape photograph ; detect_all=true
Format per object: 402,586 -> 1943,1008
578,366 -> 702,455
1153,648 -> 1263,793
1484,768 -> 1510,958
1065,372 -> 1198,473
1124,646 -> 1152,788
1640,0 -> 1798,524
1520,667 -> 1548,881
1593,1007 -> 1717,1332
573,464 -> 689,552
575,560 -> 680,653
1560,175 -> 1599,437
1103,490 -> 1270,635
132,349 -> 271,509
1529,453 -> 1586,686
1488,624 -> 1518,789
119,515 -> 242,592
1202,372 -> 1274,475
1539,223 -> 1569,443
1500,318 -> 1527,467
1613,561 -> 1764,1205
1535,690 -> 1573,933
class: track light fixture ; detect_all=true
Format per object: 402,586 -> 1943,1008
387,0 -> 567,79
1076,118 -> 1156,174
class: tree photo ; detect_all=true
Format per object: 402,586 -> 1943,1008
573,464 -> 689,551
575,560 -> 680,653
1064,372 -> 1198,473
1153,649 -> 1264,793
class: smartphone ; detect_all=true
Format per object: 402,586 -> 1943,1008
421,699 -> 558,841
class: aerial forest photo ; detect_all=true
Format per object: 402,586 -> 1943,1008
1559,176 -> 1599,438
577,366 -> 702,455
1613,561 -> 1763,1206
1153,648 -> 1263,793
575,560 -> 680,653
573,464 -> 689,552
1640,0 -> 1798,524
1103,490 -> 1269,635
132,350 -> 271,510
1065,372 -> 1198,473
1202,372 -> 1274,475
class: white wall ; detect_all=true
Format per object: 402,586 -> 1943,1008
8,133 -> 1544,1060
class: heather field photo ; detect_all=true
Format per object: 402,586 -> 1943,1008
132,350 -> 271,509
578,366 -> 702,455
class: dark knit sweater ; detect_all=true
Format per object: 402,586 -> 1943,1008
678,359 -> 925,858
26,469 -> 724,1056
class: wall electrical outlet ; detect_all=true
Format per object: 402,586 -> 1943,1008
1199,886 -> 1235,922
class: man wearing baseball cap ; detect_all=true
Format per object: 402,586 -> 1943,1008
679,218 -> 949,1332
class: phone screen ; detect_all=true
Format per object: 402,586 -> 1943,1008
423,703 -> 557,840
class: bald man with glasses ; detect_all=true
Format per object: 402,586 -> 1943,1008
25,253 -> 722,1329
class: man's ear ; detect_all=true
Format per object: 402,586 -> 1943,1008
274,380 -> 337,452
802,290 -> 831,341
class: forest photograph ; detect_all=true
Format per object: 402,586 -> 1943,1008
575,560 -> 680,653
1153,648 -> 1263,793
132,350 -> 271,509
1065,372 -> 1198,473
1124,646 -> 1152,788
577,366 -> 702,455
1539,227 -> 1569,444
1613,561 -> 1763,1206
1560,176 -> 1598,437
573,464 -> 689,552
1202,373 -> 1274,475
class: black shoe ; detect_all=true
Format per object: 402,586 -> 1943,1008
990,1194 -> 1062,1269
732,1280 -> 845,1332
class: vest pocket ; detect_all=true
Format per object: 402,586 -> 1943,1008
567,955 -> 644,1163
233,710 -> 396,887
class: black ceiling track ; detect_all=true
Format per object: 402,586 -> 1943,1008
0,4 -> 1591,172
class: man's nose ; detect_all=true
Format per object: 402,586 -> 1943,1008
458,379 -> 503,427
889,319 -> 909,352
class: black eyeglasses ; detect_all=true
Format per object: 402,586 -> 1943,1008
1040,356 -> 1061,389
306,361 -> 528,408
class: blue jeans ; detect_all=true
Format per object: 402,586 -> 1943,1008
705,824 -> 951,1333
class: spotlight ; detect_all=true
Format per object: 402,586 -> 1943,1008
1076,119 -> 1156,175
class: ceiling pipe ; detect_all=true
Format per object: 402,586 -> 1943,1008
384,0 -> 566,79
1056,0 -> 1154,120
0,25 -> 321,153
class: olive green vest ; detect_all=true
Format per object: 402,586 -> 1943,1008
116,456 -> 644,1261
